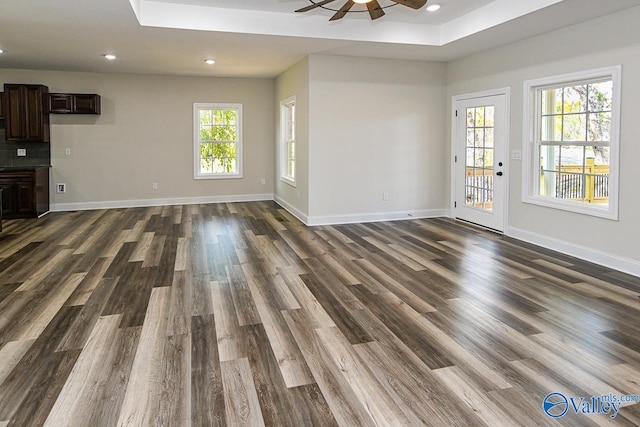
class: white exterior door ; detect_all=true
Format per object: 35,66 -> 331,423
453,91 -> 508,232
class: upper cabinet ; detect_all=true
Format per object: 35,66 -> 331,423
49,93 -> 101,115
47,93 -> 72,114
2,84 -> 50,143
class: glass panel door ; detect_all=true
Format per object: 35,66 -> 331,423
454,92 -> 508,232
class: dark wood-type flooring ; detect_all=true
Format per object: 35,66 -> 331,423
0,201 -> 639,426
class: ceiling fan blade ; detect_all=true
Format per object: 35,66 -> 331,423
367,0 -> 385,20
391,0 -> 428,9
330,0 -> 355,21
295,0 -> 338,13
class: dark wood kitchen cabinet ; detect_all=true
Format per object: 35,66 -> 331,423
0,168 -> 49,219
2,84 -> 50,142
49,93 -> 101,114
47,93 -> 72,114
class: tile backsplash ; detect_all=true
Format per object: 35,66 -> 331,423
0,118 -> 51,167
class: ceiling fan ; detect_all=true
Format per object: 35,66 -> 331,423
296,0 -> 428,21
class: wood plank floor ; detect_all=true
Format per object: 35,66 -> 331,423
1,201 -> 639,426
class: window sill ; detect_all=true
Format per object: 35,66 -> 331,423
281,176 -> 296,187
522,195 -> 618,221
194,173 -> 243,180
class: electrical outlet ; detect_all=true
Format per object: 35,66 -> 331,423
261,178 -> 266,185
56,183 -> 67,193
65,148 -> 72,156
152,182 -> 158,190
17,148 -> 26,157
512,150 -> 522,160
383,192 -> 389,201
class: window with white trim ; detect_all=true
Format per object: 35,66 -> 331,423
194,103 -> 242,179
522,66 -> 621,219
280,96 -> 296,185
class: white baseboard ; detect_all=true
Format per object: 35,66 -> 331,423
50,193 -> 274,212
306,209 -> 450,226
50,194 -> 448,229
254,196 -> 449,227
508,226 -> 640,277
273,195 -> 309,224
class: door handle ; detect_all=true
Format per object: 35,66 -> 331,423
496,171 -> 503,176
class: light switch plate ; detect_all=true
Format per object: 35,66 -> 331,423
17,148 -> 27,157
512,150 -> 522,160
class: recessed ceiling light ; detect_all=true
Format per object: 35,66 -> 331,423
103,54 -> 117,60
205,59 -> 216,65
0,49 -> 4,54
426,4 -> 441,12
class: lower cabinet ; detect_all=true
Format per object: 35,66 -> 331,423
0,168 -> 50,219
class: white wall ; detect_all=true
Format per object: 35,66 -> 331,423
308,55 -> 448,224
0,69 -> 274,208
274,57 -> 309,220
446,6 -> 640,267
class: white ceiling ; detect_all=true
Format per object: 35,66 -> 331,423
0,0 -> 639,78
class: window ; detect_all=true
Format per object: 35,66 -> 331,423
522,66 -> 621,219
194,103 -> 242,179
280,96 -> 296,185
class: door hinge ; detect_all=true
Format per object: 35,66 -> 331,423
455,110 -> 458,117
454,201 -> 457,208
454,155 -> 457,163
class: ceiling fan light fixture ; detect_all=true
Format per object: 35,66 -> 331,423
353,0 -> 373,3
426,4 -> 441,12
